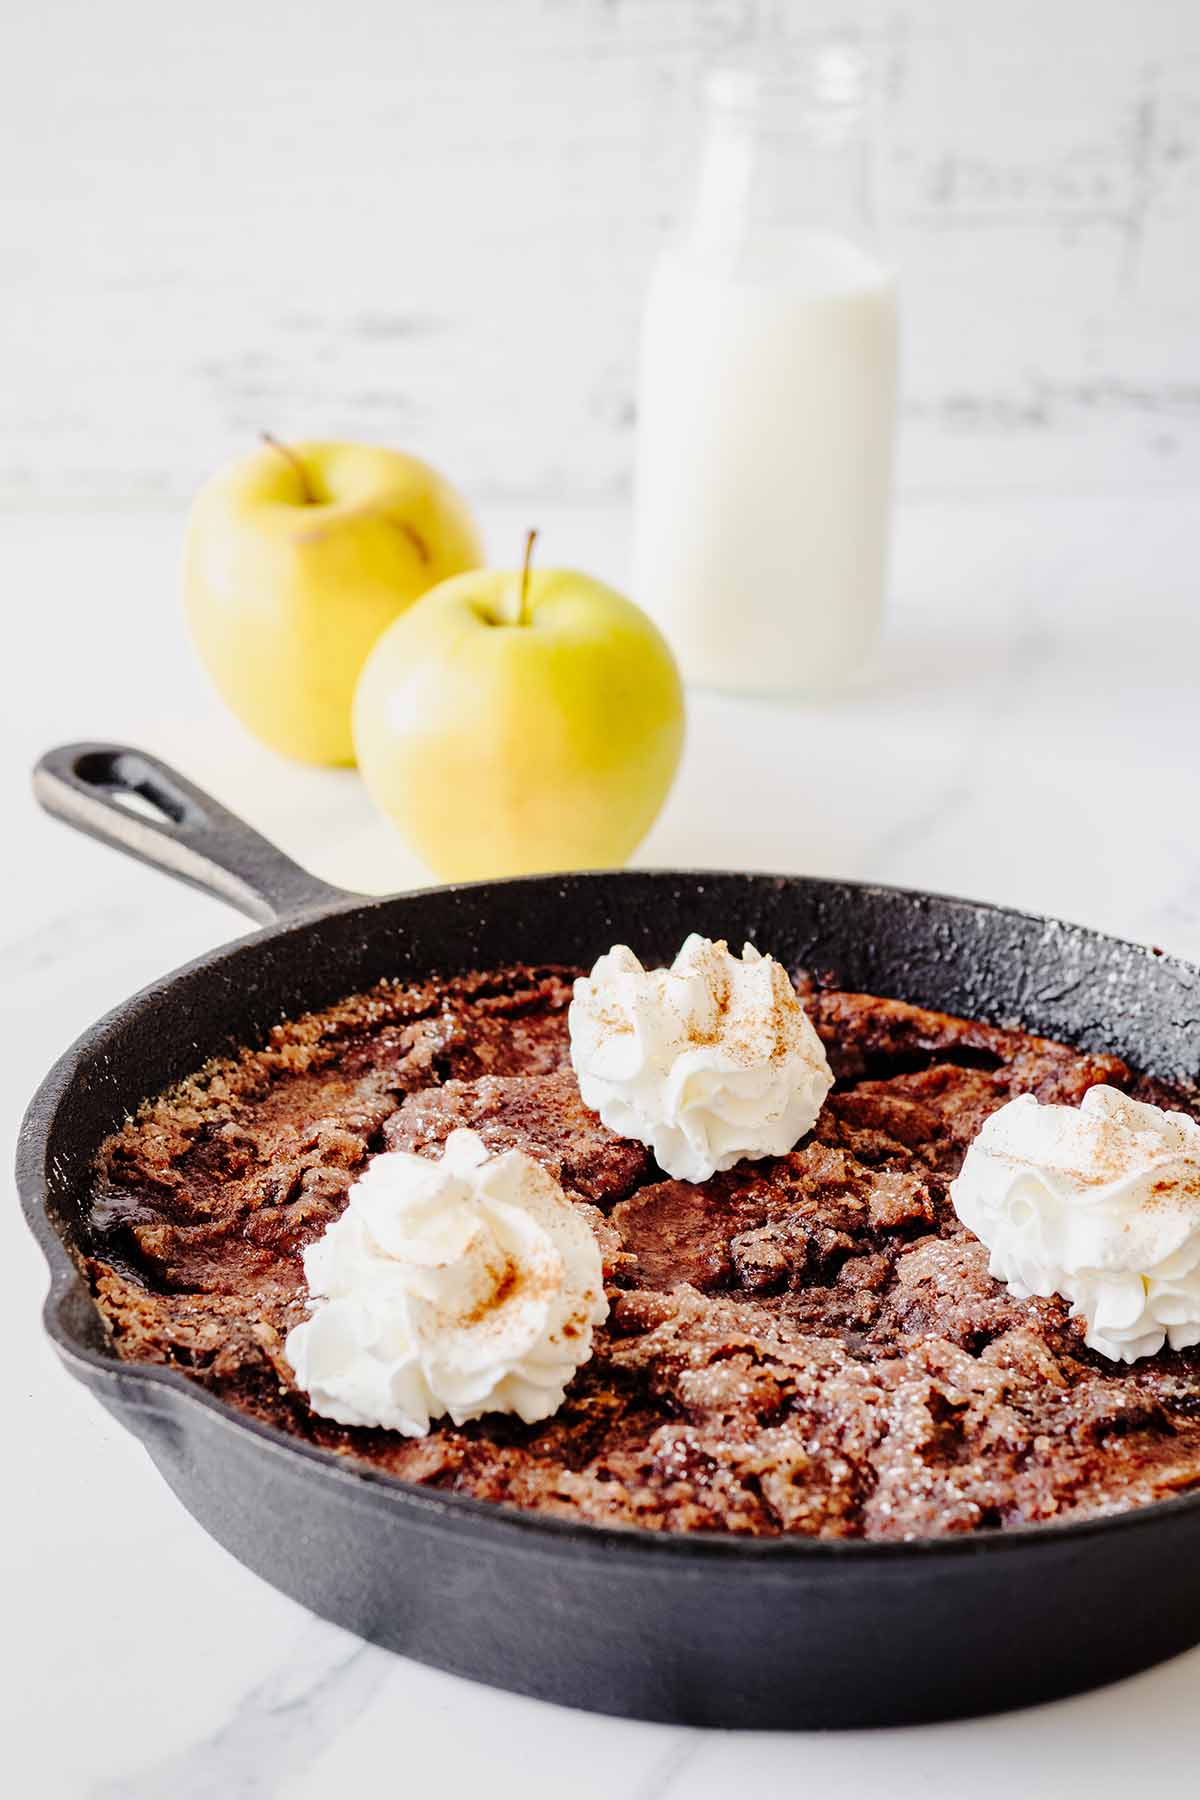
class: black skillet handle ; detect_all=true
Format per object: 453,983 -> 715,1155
33,743 -> 356,926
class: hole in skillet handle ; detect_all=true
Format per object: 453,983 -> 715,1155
73,747 -> 199,829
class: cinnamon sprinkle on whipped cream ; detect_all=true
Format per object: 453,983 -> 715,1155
568,935 -> 833,1183
952,1085 -> 1200,1362
285,1129 -> 607,1433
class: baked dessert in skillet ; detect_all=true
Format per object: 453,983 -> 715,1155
84,950 -> 1200,1541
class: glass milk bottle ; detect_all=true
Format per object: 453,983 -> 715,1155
632,48 -> 898,694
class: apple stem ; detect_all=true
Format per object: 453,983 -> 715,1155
260,431 -> 316,505
517,528 -> 538,627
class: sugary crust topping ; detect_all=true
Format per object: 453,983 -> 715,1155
85,966 -> 1200,1541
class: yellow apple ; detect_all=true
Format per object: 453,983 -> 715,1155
184,439 -> 483,765
352,534 -> 685,880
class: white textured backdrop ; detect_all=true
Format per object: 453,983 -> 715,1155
4,0 -> 1198,502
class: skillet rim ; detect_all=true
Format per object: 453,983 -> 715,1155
17,865 -> 1200,1565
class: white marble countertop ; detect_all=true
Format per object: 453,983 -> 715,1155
5,492 -> 1200,1796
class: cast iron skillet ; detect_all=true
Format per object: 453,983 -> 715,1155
17,742 -> 1200,1730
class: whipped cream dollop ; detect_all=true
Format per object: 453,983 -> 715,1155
285,1130 -> 607,1435
568,934 -> 834,1184
951,1084 -> 1200,1363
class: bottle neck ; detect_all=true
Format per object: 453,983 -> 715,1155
683,51 -> 877,268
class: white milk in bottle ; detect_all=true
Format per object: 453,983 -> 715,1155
633,52 -> 898,694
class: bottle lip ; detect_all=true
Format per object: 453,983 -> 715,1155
704,42 -> 867,119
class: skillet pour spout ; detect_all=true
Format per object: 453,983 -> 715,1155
17,741 -> 1200,1729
